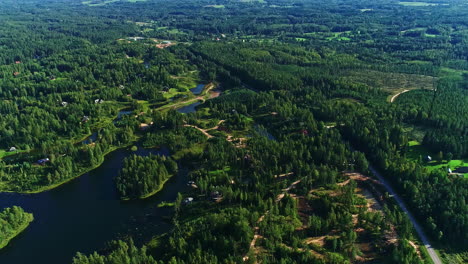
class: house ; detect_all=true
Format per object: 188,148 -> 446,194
9,147 -> 17,152
94,99 -> 104,104
61,101 -> 68,107
183,197 -> 194,205
187,181 -> 198,188
119,85 -> 125,89
13,72 -> 20,76
82,116 -> 90,123
37,158 -> 50,165
211,191 -> 223,202
15,61 -> 21,64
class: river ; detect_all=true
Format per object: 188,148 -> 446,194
0,146 -> 189,264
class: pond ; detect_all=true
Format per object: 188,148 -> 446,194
0,146 -> 189,264
177,101 -> 201,114
82,132 -> 98,145
190,84 -> 205,95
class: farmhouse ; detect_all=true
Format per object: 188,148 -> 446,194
183,197 -> 194,205
37,158 -> 50,165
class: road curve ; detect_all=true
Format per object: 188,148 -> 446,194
390,89 -> 410,103
369,165 -> 442,264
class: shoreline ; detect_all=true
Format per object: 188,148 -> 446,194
121,173 -> 175,201
0,214 -> 34,250
1,142 -> 134,195
0,83 -> 216,195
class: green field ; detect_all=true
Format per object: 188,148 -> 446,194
0,149 -> 28,159
407,141 -> 468,178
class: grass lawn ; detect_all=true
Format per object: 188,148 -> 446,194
407,141 -> 468,178
0,149 -> 28,159
172,143 -> 206,160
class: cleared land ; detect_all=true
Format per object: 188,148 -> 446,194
407,141 -> 468,178
343,70 -> 436,101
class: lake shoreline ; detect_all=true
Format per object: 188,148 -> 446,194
0,214 -> 34,250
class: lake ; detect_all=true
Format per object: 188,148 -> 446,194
0,146 -> 188,264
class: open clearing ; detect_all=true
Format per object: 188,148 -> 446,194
407,141 -> 468,178
343,70 -> 436,101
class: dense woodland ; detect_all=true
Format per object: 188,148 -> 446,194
0,0 -> 466,263
116,154 -> 178,199
0,206 -> 34,249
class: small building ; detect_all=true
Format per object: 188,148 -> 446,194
13,72 -> 20,76
94,99 -> 104,104
15,61 -> 21,64
119,85 -> 125,89
183,197 -> 194,205
300,129 -> 309,136
211,191 -> 223,202
425,155 -> 432,162
37,158 -> 50,165
9,147 -> 17,152
162,40 -> 171,44
140,123 -> 149,130
448,168 -> 452,173
61,101 -> 68,107
187,181 -> 198,188
82,116 -> 90,123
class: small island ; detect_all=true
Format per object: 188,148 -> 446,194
116,154 -> 178,200
0,206 -> 34,250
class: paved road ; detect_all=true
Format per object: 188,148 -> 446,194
369,166 -> 442,264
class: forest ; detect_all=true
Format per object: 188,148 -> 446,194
116,154 -> 178,199
0,0 -> 466,263
0,206 -> 34,249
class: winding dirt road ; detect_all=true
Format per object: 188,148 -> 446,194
390,89 -> 410,103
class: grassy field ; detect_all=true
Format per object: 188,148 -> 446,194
343,70 -> 436,100
407,141 -> 468,178
0,149 -> 28,159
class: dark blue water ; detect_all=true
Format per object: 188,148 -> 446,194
0,146 -> 188,264
190,84 -> 205,95
82,132 -> 98,145
116,110 -> 132,120
177,102 -> 201,114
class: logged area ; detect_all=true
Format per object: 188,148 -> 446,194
0,0 -> 466,263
